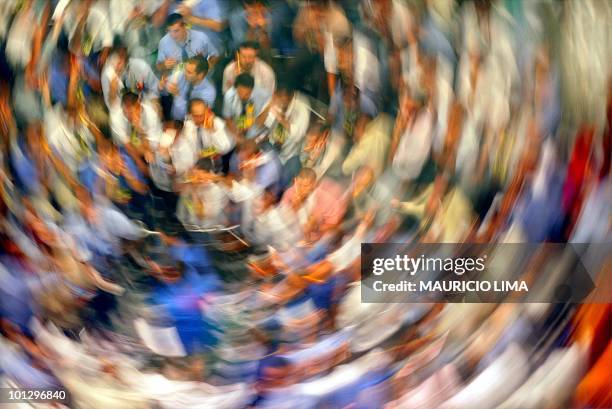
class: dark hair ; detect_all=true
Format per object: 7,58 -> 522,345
112,44 -> 128,60
256,356 -> 291,379
275,75 -> 295,96
165,13 -> 184,27
239,139 -> 259,155
235,73 -> 255,89
188,98 -> 209,111
186,55 -> 209,76
195,157 -> 217,172
243,0 -> 268,6
121,91 -> 139,106
239,40 -> 260,51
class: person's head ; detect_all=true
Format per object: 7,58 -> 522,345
303,123 -> 330,154
111,45 -> 129,74
146,236 -> 185,284
189,99 -> 212,127
352,166 -> 375,198
184,56 -> 209,84
274,77 -> 295,110
234,73 -> 255,102
237,41 -> 259,72
244,0 -> 268,30
254,186 -> 279,215
165,13 -> 187,43
293,167 -> 317,200
336,36 -> 354,80
398,90 -> 420,119
121,92 -> 141,123
306,0 -> 329,16
25,122 -> 43,147
238,139 -> 260,162
256,356 -> 293,391
341,80 -> 360,114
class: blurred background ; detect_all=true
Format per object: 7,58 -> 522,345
0,0 -> 610,408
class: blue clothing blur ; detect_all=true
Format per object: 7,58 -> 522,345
157,29 -> 219,65
150,266 -> 222,354
189,0 -> 227,53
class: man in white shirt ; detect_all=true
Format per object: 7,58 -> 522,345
222,41 -> 276,94
53,0 -> 114,57
388,93 -> 434,181
101,45 -> 159,109
260,79 -> 311,189
223,73 -> 271,141
172,99 -> 235,176
110,92 -> 164,150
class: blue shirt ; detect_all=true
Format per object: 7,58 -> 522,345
150,267 -> 222,354
9,138 -> 40,194
171,75 -> 217,120
0,258 -> 35,333
157,29 -> 219,65
170,242 -> 215,275
329,83 -> 378,134
48,55 -> 69,107
189,0 -> 227,52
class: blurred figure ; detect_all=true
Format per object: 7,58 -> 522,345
156,13 -> 219,74
222,72 -> 271,141
166,55 -> 216,120
259,76 -> 311,188
101,45 -> 159,109
222,41 -> 276,94
172,98 -> 234,175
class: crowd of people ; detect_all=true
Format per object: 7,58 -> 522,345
0,0 -> 610,408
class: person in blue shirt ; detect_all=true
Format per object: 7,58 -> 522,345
168,55 -> 216,120
156,13 -> 219,74
176,0 -> 227,54
148,251 -> 222,356
228,0 -> 273,52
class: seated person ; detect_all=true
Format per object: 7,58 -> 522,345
156,13 -> 219,74
223,41 -> 276,94
223,73 -> 271,142
166,56 -> 216,121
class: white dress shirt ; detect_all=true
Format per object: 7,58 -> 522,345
109,100 -> 163,148
222,59 -> 276,94
392,108 -> 434,180
171,117 -> 235,175
263,93 -> 311,164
